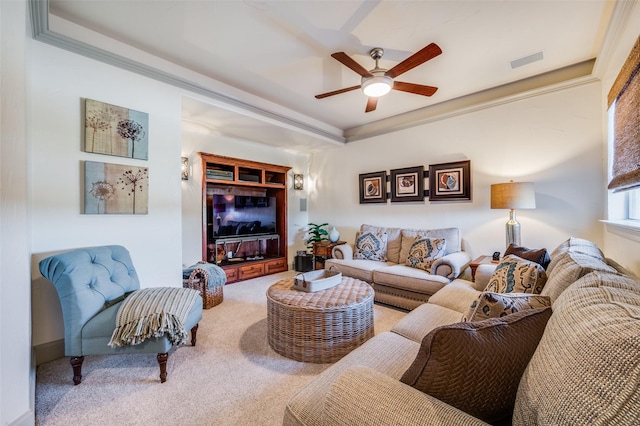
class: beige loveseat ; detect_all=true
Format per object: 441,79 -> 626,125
325,224 -> 472,310
284,237 -> 640,425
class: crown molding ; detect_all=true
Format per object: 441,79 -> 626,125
29,0 -> 627,146
28,0 -> 346,146
344,59 -> 598,142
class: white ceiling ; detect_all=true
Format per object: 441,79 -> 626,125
43,0 -> 618,149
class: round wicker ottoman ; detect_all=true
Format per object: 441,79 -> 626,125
266,276 -> 374,363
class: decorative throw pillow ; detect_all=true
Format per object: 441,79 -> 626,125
463,291 -> 551,322
405,237 -> 446,272
400,307 -> 552,424
484,255 -> 548,294
353,231 -> 388,261
504,244 -> 551,269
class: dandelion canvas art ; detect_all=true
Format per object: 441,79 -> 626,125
84,161 -> 149,214
84,99 -> 149,160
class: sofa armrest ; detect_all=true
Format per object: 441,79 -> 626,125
331,244 -> 353,260
431,251 -> 472,280
323,366 -> 489,426
473,264 -> 498,290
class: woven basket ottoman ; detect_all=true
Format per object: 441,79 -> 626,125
183,262 -> 226,309
266,276 -> 374,363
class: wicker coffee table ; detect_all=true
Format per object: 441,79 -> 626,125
266,276 -> 374,363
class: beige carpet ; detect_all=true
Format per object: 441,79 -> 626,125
35,271 -> 406,425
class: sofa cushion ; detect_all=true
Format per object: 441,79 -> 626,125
406,237 -> 446,272
324,258 -> 392,283
427,280 -> 481,313
353,231 -> 388,261
462,292 -> 551,322
484,255 -> 547,294
391,303 -> 464,343
399,228 -> 461,263
401,307 -> 552,423
372,264 -> 450,295
514,271 -> 640,425
546,237 -> 604,274
504,244 -> 550,269
541,251 -> 618,305
284,331 -> 420,426
361,224 -> 403,264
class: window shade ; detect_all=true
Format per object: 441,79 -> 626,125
607,36 -> 640,193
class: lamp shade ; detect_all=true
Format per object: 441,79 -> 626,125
490,181 -> 535,209
361,74 -> 393,97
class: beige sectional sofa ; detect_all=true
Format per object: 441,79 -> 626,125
284,237 -> 640,425
325,224 -> 472,310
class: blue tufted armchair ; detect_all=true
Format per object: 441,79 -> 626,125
39,245 -> 203,384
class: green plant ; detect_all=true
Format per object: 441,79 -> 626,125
304,222 -> 329,252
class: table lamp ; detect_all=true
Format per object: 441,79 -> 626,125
491,180 -> 536,248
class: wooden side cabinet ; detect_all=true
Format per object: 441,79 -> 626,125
469,255 -> 498,282
312,241 -> 346,270
200,153 -> 290,283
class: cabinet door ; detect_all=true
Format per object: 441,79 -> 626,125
239,263 -> 265,280
265,258 -> 288,274
224,267 -> 238,283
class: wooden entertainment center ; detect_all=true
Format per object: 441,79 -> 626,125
200,153 -> 290,283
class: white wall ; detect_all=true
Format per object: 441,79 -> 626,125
29,40 -> 187,348
309,82 -> 605,259
180,118 -> 311,267
1,1 -> 33,424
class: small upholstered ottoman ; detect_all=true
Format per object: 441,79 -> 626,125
267,276 -> 374,363
183,262 -> 226,309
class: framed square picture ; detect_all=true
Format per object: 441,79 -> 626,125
428,160 -> 471,201
84,161 -> 149,214
390,166 -> 424,202
84,98 -> 149,160
359,171 -> 387,204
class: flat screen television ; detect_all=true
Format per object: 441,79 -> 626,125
210,194 -> 277,239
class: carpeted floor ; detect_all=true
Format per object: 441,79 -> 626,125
35,271 -> 406,425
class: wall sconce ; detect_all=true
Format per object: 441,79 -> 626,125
293,173 -> 304,190
181,156 -> 189,180
490,180 -> 536,248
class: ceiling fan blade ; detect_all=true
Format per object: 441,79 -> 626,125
331,52 -> 373,77
385,43 -> 442,79
392,81 -> 438,97
365,97 -> 378,113
315,85 -> 361,99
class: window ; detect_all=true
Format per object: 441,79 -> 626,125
607,36 -> 639,193
629,189 -> 640,221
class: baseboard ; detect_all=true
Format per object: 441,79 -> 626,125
34,339 -> 64,366
8,409 -> 34,426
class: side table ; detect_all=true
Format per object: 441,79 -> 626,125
312,240 -> 346,270
469,255 -> 499,282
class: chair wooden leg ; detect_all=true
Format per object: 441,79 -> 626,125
70,356 -> 84,385
190,324 -> 199,346
157,353 -> 168,383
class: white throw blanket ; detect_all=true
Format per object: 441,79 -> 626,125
108,287 -> 199,347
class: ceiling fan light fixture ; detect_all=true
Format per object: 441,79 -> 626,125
361,75 -> 393,97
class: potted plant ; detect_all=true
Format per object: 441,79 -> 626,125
304,222 -> 329,253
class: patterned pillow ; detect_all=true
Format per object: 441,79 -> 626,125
405,237 -> 446,272
484,255 -> 548,294
463,291 -> 551,322
353,231 -> 388,261
401,307 -> 553,423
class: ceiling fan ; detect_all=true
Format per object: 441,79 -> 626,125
315,43 -> 442,113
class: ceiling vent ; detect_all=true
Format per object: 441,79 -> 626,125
510,51 -> 544,69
